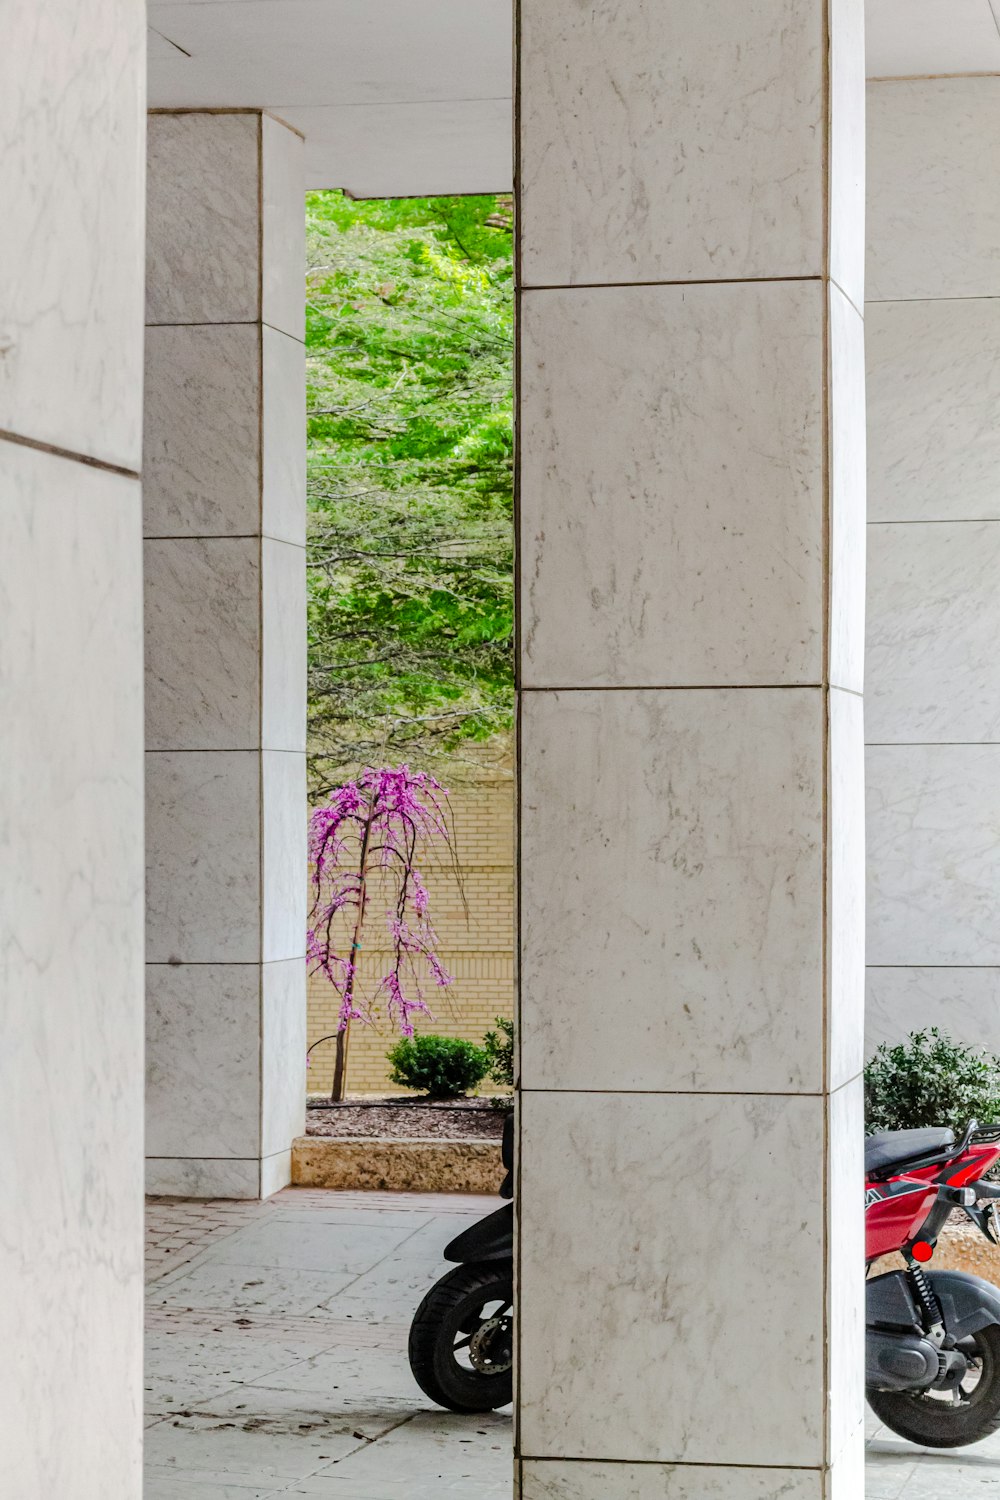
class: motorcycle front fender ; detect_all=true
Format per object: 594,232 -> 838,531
444,1203 -> 513,1265
928,1269 -> 1000,1340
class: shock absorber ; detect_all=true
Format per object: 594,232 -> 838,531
907,1262 -> 944,1329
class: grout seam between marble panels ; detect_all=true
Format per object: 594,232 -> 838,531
144,536 -> 306,546
518,1078 -> 863,1098
0,427 -> 140,480
519,684 -> 863,696
145,320 -> 303,345
521,273 -> 827,293
520,1457 -> 824,1470
867,518 -> 1000,526
866,293 -> 1000,306
144,747 -> 305,754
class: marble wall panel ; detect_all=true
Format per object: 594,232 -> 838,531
262,115 -> 306,342
262,751 -> 307,963
518,1091 -> 825,1467
0,442 -> 144,1494
146,964 -> 261,1160
520,1463 -> 821,1500
867,298 -> 1000,523
829,690 -> 866,1092
263,325 -> 306,546
145,537 -> 261,751
146,750 -> 261,964
828,1077 -> 865,1466
867,522 -> 1000,744
829,285 -> 866,695
519,0 -> 824,287
262,539 -> 306,752
146,1156 -> 261,1199
866,967 -> 1000,1056
146,111 -> 260,325
0,0 -> 145,470
262,959 -> 306,1158
261,1149 -> 293,1199
829,0 -> 866,313
519,282 -> 825,689
867,78 -> 1000,302
144,322 -> 261,538
520,689 -> 824,1094
867,744 -> 1000,965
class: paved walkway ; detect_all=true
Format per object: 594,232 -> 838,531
146,1189 -> 1000,1497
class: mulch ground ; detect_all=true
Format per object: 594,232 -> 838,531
305,1096 -> 508,1141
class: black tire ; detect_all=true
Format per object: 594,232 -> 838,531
408,1262 -> 513,1413
869,1323 -> 1000,1448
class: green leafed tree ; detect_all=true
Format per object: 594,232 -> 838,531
306,191 -> 514,794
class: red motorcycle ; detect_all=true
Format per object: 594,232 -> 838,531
867,1120 -> 1000,1446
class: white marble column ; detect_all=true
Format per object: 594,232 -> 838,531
515,3 -> 866,1496
865,78 -> 1000,1058
144,111 -> 307,1200
0,2 -> 146,1493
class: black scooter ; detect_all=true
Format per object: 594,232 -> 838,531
408,1113 -> 514,1411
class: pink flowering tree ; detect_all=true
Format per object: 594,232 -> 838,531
307,765 -> 459,1100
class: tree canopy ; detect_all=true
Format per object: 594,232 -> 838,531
306,192 -> 514,794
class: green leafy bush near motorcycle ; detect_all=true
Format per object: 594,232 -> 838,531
865,1027 -> 1000,1136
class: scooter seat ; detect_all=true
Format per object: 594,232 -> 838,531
865,1127 -> 954,1177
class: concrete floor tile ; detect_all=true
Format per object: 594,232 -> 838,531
149,1263 -> 359,1316
145,1333 -> 338,1412
244,1346 -> 427,1407
205,1219 -> 421,1275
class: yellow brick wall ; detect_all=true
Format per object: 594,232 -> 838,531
306,777 -> 515,1096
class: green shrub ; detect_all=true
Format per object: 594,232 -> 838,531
865,1028 -> 1000,1135
482,1017 -> 514,1090
387,1034 -> 490,1099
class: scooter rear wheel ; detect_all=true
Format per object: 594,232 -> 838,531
408,1262 -> 513,1413
868,1322 -> 1000,1448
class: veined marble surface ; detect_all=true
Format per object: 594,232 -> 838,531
262,114 -> 306,343
146,749 -> 261,964
144,536 -> 261,751
145,1154 -> 263,1200
520,688 -> 826,1095
828,688 -> 866,1093
0,0 -> 145,469
828,1077 -> 866,1464
146,111 -> 260,325
867,743 -> 1000,965
263,538 -> 307,753
520,1462 -> 822,1499
867,77 -> 1000,302
0,441 -> 144,1495
262,959 -> 307,1159
829,0 -> 866,314
867,966 -> 1000,1056
262,750 -> 307,964
518,1091 -> 826,1467
867,298 -> 1000,524
144,322 -> 261,539
519,0 -> 825,287
829,285 -> 866,696
520,281 -> 825,689
146,962 -> 262,1160
263,324 -> 307,546
867,521 -> 1000,744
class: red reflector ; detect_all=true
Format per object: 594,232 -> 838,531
912,1241 -> 933,1263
